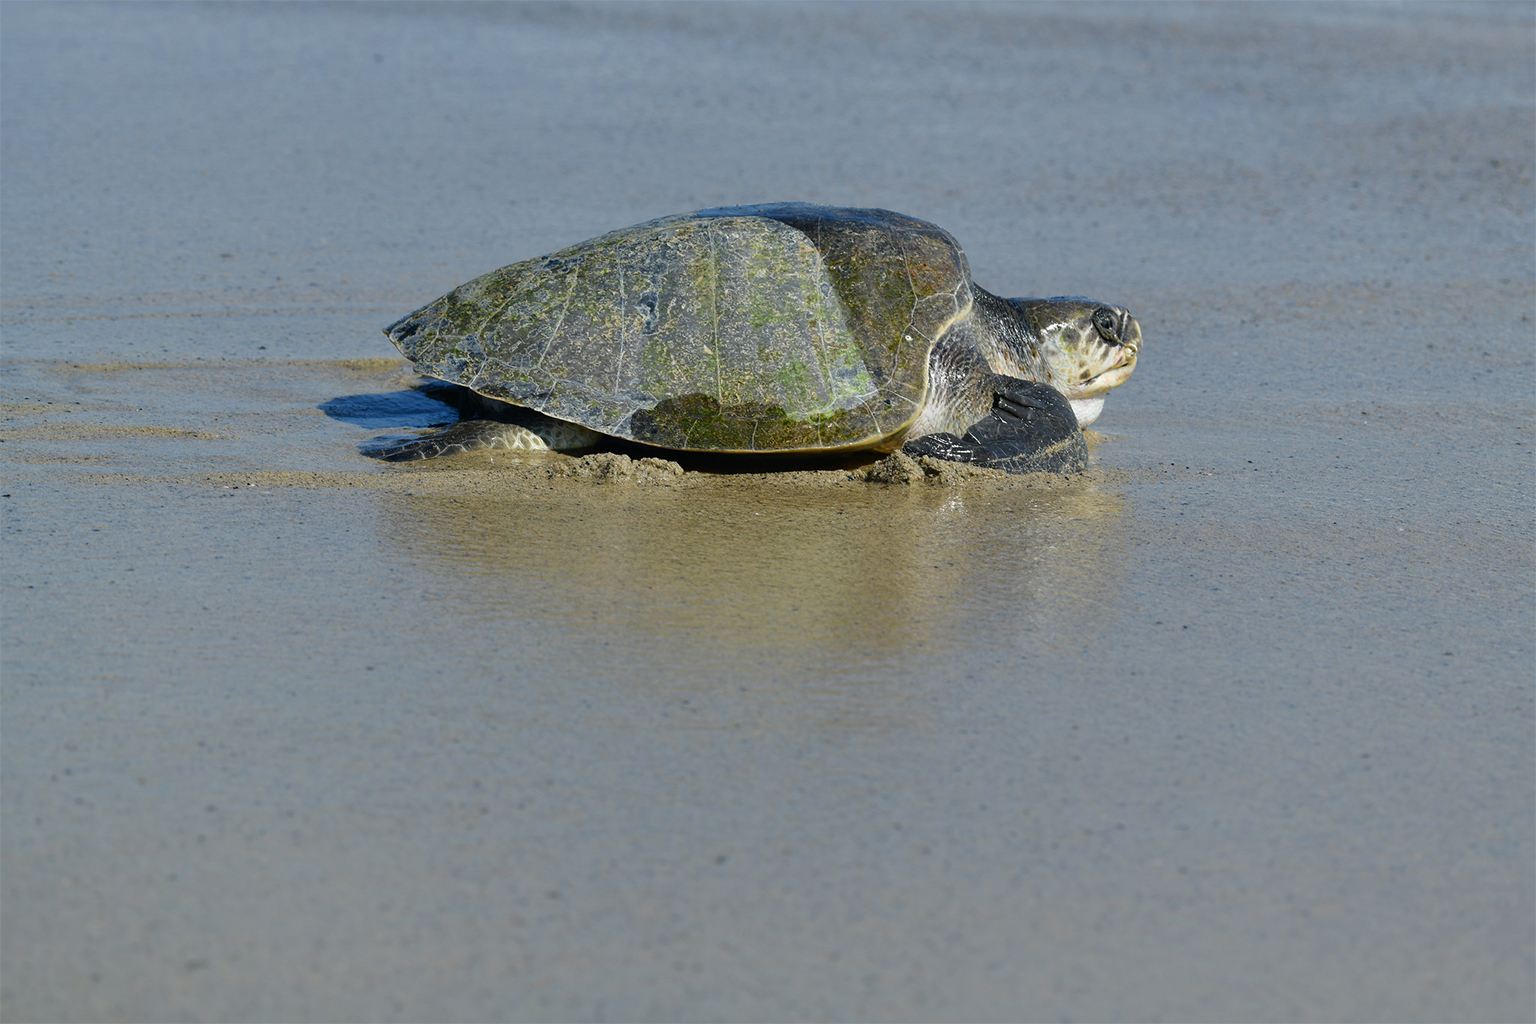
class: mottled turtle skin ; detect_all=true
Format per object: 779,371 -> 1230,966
382,203 -> 1141,473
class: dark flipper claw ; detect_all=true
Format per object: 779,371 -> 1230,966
901,431 -> 992,464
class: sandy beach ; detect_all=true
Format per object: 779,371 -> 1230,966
3,3 -> 1531,1020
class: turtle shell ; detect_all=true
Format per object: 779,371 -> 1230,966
385,204 -> 975,452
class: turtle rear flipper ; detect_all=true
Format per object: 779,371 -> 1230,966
371,418 -> 602,462
902,378 -> 1087,475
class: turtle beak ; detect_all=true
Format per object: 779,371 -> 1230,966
1106,313 -> 1142,373
1119,314 -> 1142,361
1079,314 -> 1141,395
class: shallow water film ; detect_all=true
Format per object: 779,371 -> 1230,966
2,3 -> 1531,1021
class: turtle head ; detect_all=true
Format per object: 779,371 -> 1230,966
1007,297 -> 1141,426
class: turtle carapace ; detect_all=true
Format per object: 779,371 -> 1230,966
379,204 -> 1141,474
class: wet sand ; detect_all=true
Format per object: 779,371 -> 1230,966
3,3 -> 1532,1021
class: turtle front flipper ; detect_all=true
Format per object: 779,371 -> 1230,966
902,378 -> 1087,475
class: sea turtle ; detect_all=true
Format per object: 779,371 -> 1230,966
378,203 -> 1141,473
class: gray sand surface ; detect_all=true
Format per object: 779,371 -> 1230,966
2,3 -> 1531,1021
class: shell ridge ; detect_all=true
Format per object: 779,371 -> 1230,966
535,264 -> 582,369
811,294 -> 837,406
707,222 -> 723,404
614,262 -> 627,398
472,289 -> 521,343
887,230 -> 929,427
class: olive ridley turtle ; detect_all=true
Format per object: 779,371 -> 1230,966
379,203 -> 1141,473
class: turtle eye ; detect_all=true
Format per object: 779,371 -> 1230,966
1092,309 -> 1119,343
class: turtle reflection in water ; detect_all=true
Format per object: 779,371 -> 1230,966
379,204 -> 1141,474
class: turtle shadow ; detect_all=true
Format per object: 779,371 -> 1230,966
319,384 -> 459,430
320,385 -> 471,458
609,441 -> 883,476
